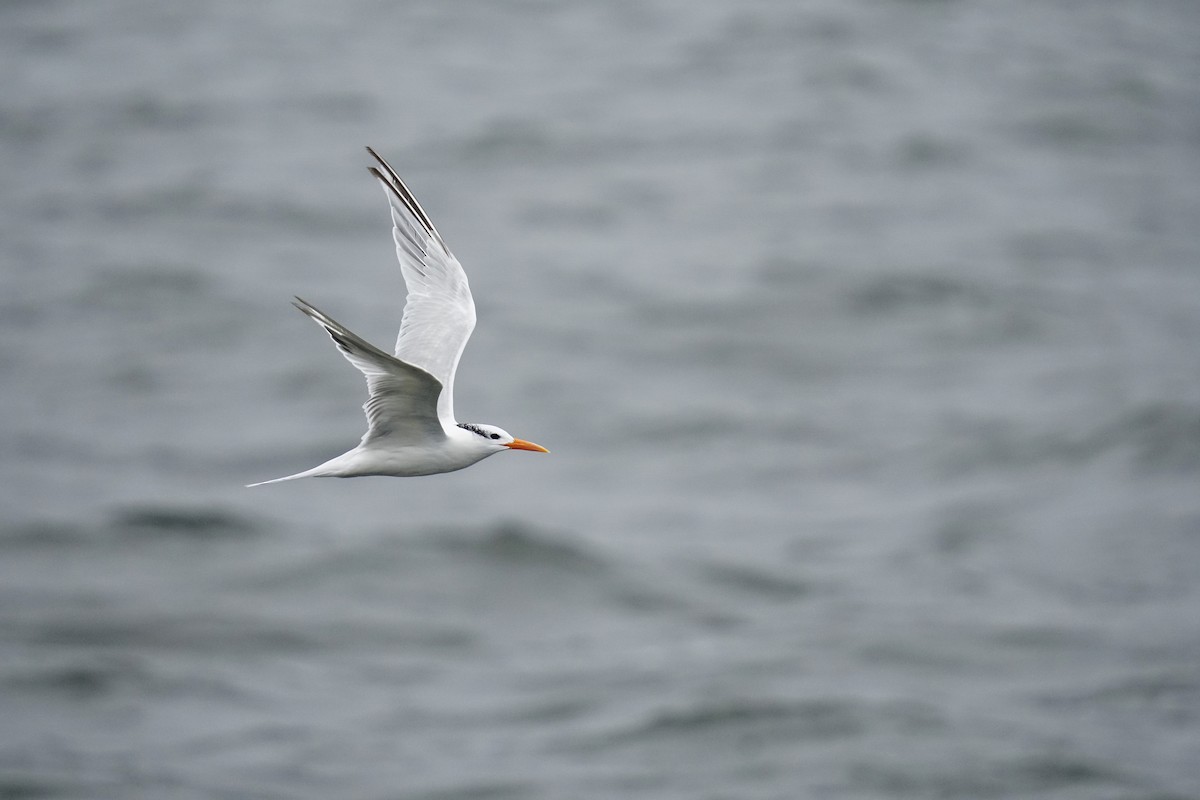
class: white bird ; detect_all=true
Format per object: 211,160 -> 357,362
247,147 -> 548,487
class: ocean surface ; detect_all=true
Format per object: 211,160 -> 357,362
2,1 -> 1200,798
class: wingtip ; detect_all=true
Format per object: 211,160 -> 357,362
291,297 -> 328,327
365,146 -> 386,172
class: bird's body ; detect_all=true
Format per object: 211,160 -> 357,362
253,429 -> 498,482
247,148 -> 547,487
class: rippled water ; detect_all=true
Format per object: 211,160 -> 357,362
2,1 -> 1200,798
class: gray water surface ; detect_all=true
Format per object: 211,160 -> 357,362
2,2 -> 1200,798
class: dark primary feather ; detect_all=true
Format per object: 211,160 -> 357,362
366,146 -> 447,251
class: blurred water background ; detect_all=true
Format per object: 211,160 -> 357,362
2,1 -> 1200,798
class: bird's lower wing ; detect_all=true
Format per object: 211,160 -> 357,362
292,297 -> 446,444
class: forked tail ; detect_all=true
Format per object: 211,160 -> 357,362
245,466 -> 325,488
246,450 -> 360,487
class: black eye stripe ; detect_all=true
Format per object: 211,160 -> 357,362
457,423 -> 492,439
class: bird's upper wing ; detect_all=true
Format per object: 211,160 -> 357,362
366,147 -> 476,427
292,297 -> 446,445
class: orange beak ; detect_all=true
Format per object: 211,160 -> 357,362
506,438 -> 549,453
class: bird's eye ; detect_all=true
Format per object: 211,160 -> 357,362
490,433 -> 500,440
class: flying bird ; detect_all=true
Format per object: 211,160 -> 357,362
248,147 -> 548,486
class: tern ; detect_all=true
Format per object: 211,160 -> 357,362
247,147 -> 548,487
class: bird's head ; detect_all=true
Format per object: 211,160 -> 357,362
457,423 -> 549,455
